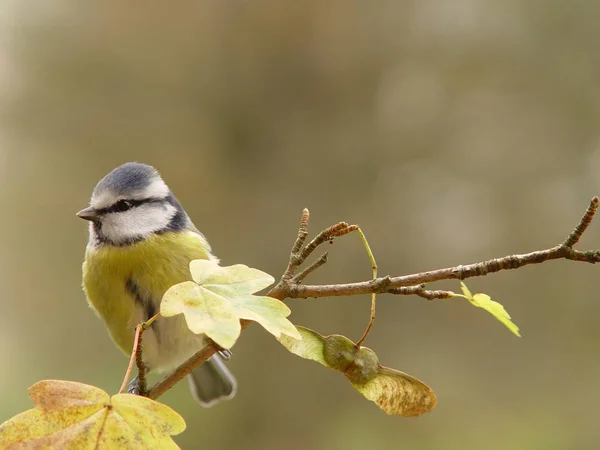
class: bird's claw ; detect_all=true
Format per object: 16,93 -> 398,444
127,376 -> 141,395
218,349 -> 232,361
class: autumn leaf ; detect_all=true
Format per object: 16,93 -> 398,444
0,380 -> 185,449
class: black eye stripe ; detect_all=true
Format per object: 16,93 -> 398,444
96,197 -> 165,214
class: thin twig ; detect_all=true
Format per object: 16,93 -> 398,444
300,222 -> 353,261
563,196 -> 599,248
119,312 -> 161,396
281,208 -> 311,282
119,324 -> 144,394
332,224 -> 359,237
294,208 -> 311,254
135,336 -> 147,396
148,325 -> 252,400
149,345 -> 217,400
292,252 -> 329,283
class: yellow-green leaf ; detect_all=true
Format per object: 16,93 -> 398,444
458,282 -> 521,337
0,380 -> 185,449
162,259 -> 300,349
161,281 -> 241,349
190,260 -> 275,294
228,293 -> 300,340
277,326 -> 328,366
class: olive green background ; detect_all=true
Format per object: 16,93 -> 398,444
1,2 -> 600,449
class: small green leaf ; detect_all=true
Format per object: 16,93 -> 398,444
162,260 -> 300,349
457,282 -> 521,337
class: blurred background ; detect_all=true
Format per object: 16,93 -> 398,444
1,1 -> 600,449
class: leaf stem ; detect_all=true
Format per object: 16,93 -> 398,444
355,227 -> 378,347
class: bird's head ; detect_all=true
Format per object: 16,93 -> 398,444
77,162 -> 189,246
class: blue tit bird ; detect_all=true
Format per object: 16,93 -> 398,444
77,162 -> 236,406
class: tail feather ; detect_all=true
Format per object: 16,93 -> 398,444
187,355 -> 237,407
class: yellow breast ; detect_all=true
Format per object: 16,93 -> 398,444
82,231 -> 213,355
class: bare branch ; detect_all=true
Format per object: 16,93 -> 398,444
146,197 -> 600,400
288,245 -> 600,298
285,198 -> 600,298
149,345 -> 217,400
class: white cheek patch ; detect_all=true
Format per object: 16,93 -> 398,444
101,203 -> 177,244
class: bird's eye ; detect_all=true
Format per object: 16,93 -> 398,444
114,200 -> 133,212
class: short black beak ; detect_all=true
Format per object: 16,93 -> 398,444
77,207 -> 99,221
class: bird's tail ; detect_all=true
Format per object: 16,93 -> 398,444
187,354 -> 237,407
